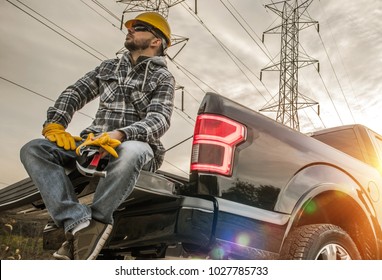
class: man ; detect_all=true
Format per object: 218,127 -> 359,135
20,12 -> 175,260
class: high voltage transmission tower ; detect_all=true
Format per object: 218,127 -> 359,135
260,0 -> 319,131
117,0 -> 184,19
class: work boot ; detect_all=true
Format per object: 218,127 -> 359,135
72,219 -> 113,260
53,240 -> 73,260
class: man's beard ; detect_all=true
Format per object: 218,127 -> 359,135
124,37 -> 152,52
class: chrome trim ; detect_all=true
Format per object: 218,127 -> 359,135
216,198 -> 289,225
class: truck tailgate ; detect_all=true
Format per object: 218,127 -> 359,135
41,170 -> 215,255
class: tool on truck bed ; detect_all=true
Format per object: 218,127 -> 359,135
75,132 -> 121,178
76,146 -> 108,178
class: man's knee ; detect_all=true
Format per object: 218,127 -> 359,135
113,141 -> 154,168
20,139 -> 45,163
118,141 -> 153,158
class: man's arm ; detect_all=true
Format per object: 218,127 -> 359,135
45,65 -> 102,128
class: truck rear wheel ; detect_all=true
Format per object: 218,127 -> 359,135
279,224 -> 361,260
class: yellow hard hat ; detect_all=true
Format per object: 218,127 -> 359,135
125,12 -> 171,47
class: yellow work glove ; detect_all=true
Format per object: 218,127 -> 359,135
42,123 -> 82,151
76,133 -> 121,158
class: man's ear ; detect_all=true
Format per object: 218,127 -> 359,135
151,37 -> 162,48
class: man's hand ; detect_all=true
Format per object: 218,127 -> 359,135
100,130 -> 126,142
95,131 -> 125,158
42,123 -> 82,150
76,131 -> 122,158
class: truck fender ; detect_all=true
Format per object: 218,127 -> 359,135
275,164 -> 380,257
275,163 -> 374,215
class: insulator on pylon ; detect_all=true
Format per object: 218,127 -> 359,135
120,14 -> 124,30
181,88 -> 184,112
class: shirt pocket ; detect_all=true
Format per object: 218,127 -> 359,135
98,77 -> 125,110
130,81 -> 157,119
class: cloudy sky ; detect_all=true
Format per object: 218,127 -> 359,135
1,0 -> 382,189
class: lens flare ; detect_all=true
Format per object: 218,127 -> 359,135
236,232 -> 251,246
209,246 -> 226,259
305,200 -> 317,214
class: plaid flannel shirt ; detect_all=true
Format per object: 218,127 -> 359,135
45,52 -> 175,170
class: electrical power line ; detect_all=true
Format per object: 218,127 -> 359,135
317,7 -> 360,110
91,0 -> 121,21
221,0 -> 274,61
163,159 -> 189,175
80,0 -> 122,29
0,76 -> 95,120
165,135 -> 194,152
313,7 -> 357,124
181,1 -> 270,103
7,0 -> 107,61
173,106 -> 195,126
170,59 -> 216,96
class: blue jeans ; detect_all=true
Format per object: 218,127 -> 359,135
20,138 -> 154,232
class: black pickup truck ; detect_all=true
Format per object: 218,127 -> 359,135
2,92 -> 382,260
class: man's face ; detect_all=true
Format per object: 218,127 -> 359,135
124,21 -> 158,52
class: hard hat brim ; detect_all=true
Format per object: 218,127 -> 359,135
124,13 -> 171,46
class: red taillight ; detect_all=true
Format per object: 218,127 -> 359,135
191,114 -> 246,176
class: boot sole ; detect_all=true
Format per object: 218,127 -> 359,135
53,252 -> 72,260
87,224 -> 113,260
